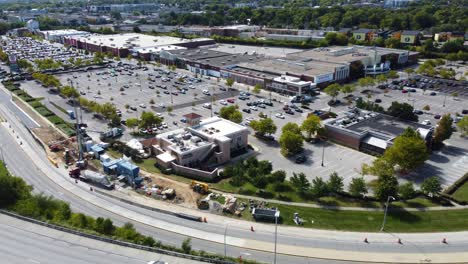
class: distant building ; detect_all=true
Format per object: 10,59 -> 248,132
210,25 -> 260,38
400,31 -> 421,45
39,29 -> 89,43
324,110 -> 433,155
26,19 -> 39,32
64,33 -> 214,58
352,29 -> 376,42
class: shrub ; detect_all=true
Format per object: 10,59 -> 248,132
47,115 -> 64,125
29,100 -> 43,108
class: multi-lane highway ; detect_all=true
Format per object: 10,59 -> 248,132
0,213 -> 204,264
2,85 -> 468,264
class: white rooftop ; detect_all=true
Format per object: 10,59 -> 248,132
69,33 -> 211,49
273,75 -> 312,87
132,45 -> 187,54
41,29 -> 89,36
193,117 -> 247,139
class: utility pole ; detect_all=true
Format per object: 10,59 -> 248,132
274,211 -> 280,264
380,196 -> 396,231
321,142 -> 325,167
224,224 -> 228,257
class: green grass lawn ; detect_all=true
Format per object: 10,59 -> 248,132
273,203 -> 468,232
452,181 -> 468,202
210,179 -> 440,208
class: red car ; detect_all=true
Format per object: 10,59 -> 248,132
402,90 -> 408,93
227,98 -> 235,103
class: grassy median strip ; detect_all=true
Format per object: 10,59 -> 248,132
452,182 -> 468,203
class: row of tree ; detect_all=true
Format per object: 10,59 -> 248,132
31,72 -> 61,87
163,4 -> 466,32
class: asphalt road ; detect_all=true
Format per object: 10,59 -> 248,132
0,213 -> 203,264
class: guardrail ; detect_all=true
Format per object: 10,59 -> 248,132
0,209 -> 235,264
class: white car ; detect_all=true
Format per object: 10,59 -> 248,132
139,103 -> 147,108
203,103 -> 211,109
162,122 -> 168,128
421,120 -> 431,125
147,261 -> 168,264
202,89 -> 210,95
219,100 -> 228,105
156,112 -> 163,117
275,113 -> 285,119
249,106 -> 258,111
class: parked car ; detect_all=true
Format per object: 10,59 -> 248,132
375,99 -> 382,103
242,108 -> 251,113
434,114 -> 441,119
295,155 -> 307,164
430,92 -> 437,96
275,113 -> 285,119
219,100 -> 228,105
421,120 -> 431,125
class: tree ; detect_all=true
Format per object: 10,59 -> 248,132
433,114 -> 453,146
376,74 -> 388,86
60,85 -> 79,98
252,83 -> 262,94
398,182 -> 416,200
404,68 -> 414,79
324,83 -> 340,102
421,176 -> 442,197
167,105 -> 173,115
311,177 -> 328,198
111,11 -> 122,21
387,101 -> 418,121
348,177 -> 368,198
250,118 -> 277,136
181,238 -> 192,254
0,168 -> 32,207
340,84 -> 355,98
149,99 -> 155,104
126,118 -> 139,131
375,174 -> 398,201
422,105 -> 430,111
225,78 -> 234,89
219,105 -> 243,123
133,26 -> 141,33
301,115 -> 322,140
139,111 -> 162,128
282,122 -> 301,135
327,172 -> 344,195
290,172 -> 310,196
386,70 -> 399,80
457,116 -> 468,136
279,131 -> 303,156
384,128 -> 429,172
99,102 -> 117,120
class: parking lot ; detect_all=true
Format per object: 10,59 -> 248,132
15,57 -> 468,186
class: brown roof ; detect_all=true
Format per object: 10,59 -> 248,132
140,137 -> 157,148
184,112 -> 202,119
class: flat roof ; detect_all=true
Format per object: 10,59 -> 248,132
193,116 -> 247,138
203,43 -> 303,58
238,58 -> 336,78
69,33 -> 212,49
165,48 -> 231,61
327,110 -> 433,141
226,66 -> 279,80
41,29 -> 89,36
287,46 -> 412,64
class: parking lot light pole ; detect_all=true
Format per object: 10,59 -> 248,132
443,94 -> 447,107
321,143 -> 325,167
380,196 -> 396,231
